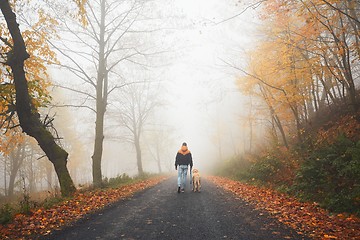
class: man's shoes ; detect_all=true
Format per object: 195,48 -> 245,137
181,189 -> 185,193
178,187 -> 181,193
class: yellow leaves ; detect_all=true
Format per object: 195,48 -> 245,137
1,0 -> 87,136
237,21 -> 311,122
0,131 -> 25,155
75,0 -> 88,26
237,0 -> 359,143
23,11 -> 59,66
63,0 -> 88,26
1,0 -> 56,133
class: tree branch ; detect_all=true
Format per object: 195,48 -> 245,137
321,0 -> 360,25
214,0 -> 266,25
220,58 -> 287,94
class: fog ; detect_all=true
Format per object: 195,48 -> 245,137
49,0 -> 260,183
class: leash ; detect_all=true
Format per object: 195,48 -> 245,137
190,168 -> 192,185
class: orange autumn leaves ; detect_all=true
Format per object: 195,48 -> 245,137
208,176 -> 360,240
237,0 -> 360,146
0,8 -> 56,113
315,113 -> 360,147
0,176 -> 167,240
0,6 -> 57,154
0,0 -> 87,151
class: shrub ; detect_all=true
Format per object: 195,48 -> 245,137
293,135 -> 360,215
0,204 -> 14,224
42,196 -> 64,209
245,147 -> 298,186
106,173 -> 134,188
135,172 -> 157,180
19,192 -> 37,215
213,155 -> 252,181
103,172 -> 160,188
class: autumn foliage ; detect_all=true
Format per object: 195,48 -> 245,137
237,0 -> 360,148
208,176 -> 360,240
230,0 -> 360,222
0,176 -> 167,239
0,7 -> 57,128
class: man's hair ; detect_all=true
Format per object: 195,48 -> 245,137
182,142 -> 187,146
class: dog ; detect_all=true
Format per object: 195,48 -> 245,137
192,168 -> 201,192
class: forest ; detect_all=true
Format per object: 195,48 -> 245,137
217,0 -> 360,217
0,0 -> 360,230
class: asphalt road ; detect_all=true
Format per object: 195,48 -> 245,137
41,177 -> 310,240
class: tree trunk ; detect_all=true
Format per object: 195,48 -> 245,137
92,109 -> 105,187
347,0 -> 360,58
7,144 -> 24,197
272,112 -> 289,149
91,0 -> 107,187
4,156 -> 7,196
8,152 -> 17,197
7,174 -> 16,197
259,86 -> 289,149
46,162 -> 53,190
156,147 -> 162,173
0,0 -> 76,197
339,17 -> 358,111
135,136 -> 144,175
248,96 -> 253,153
28,148 -> 36,193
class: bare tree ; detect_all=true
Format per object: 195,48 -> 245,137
51,0 -> 162,186
6,142 -> 26,197
3,137 -> 45,196
115,81 -> 160,175
145,125 -> 175,173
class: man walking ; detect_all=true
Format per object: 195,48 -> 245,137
175,142 -> 193,193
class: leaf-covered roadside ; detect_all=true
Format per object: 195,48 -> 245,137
208,176 -> 360,240
0,176 -> 167,240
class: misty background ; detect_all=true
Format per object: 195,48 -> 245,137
1,0 -> 261,191
51,0 -> 258,181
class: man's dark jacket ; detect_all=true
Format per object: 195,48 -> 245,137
175,145 -> 193,168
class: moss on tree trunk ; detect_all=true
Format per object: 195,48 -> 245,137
0,0 -> 76,197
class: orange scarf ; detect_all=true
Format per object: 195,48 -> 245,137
178,145 -> 190,155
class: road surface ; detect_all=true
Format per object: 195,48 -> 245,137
41,177 -> 309,240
